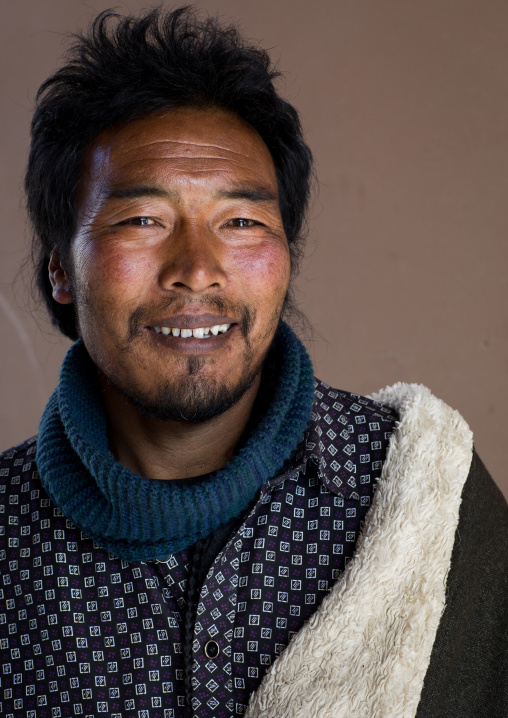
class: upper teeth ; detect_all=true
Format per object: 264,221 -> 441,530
152,324 -> 231,337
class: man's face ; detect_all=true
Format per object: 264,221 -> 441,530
54,107 -> 290,421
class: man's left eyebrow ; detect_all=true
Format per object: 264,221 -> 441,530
216,187 -> 278,203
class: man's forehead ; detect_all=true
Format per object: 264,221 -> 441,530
80,107 -> 278,194
89,109 -> 270,165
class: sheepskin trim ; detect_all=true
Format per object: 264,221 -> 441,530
245,383 -> 473,718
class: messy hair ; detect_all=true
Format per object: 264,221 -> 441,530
26,6 -> 313,339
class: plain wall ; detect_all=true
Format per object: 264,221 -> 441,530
1,0 -> 507,494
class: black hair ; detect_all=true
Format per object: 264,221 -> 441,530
26,6 -> 313,339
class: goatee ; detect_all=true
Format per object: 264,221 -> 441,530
114,350 -> 264,423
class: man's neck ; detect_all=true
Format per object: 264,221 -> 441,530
100,375 -> 261,481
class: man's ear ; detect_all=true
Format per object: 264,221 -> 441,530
48,249 -> 74,305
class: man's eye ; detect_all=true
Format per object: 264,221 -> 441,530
224,218 -> 261,228
119,217 -> 156,226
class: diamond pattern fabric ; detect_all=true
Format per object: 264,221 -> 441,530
0,381 -> 397,717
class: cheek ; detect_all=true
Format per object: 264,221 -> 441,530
232,241 -> 291,300
73,240 -> 154,304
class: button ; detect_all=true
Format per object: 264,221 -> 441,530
204,640 -> 220,659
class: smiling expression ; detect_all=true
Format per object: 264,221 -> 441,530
51,106 -> 291,421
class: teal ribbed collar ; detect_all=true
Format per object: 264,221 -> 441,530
36,322 -> 315,561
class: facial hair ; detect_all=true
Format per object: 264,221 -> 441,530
99,294 -> 277,423
114,348 -> 264,422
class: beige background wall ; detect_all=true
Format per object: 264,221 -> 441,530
1,1 -> 507,494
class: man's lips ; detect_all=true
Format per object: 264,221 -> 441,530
144,313 -> 237,331
145,320 -> 238,353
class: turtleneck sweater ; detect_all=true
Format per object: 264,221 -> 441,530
36,322 -> 315,562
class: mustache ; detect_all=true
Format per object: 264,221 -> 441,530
127,295 -> 255,340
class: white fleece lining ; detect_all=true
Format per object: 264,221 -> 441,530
245,383 -> 473,718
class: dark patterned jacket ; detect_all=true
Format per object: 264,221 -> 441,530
1,381 -> 507,718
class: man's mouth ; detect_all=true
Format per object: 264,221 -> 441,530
149,323 -> 232,338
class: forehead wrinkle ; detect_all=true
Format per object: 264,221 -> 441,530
154,138 -> 260,159
169,167 -> 232,174
109,158 -> 257,183
115,157 -> 249,168
109,139 -> 257,162
131,137 -> 252,151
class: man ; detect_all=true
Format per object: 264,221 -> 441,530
1,7 -> 507,718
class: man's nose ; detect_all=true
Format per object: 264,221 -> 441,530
157,222 -> 228,294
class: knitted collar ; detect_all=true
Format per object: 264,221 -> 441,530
36,322 -> 315,562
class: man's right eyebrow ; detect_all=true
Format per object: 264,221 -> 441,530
104,186 -> 177,201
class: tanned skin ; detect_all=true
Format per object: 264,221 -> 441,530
49,107 -> 290,481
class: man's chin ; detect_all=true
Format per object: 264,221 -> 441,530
114,369 -> 261,423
